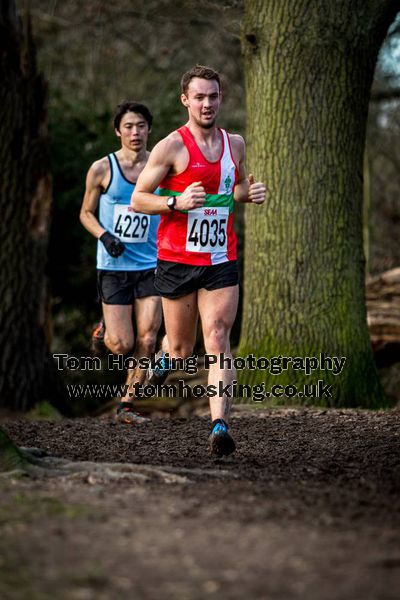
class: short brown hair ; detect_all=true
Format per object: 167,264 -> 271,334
180,65 -> 221,95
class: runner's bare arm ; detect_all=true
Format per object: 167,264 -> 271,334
230,135 -> 266,204
132,136 -> 206,213
131,139 -> 173,214
79,158 -> 109,238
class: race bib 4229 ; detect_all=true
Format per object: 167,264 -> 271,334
113,205 -> 150,243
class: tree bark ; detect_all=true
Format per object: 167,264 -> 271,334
0,0 -> 66,411
239,0 -> 400,407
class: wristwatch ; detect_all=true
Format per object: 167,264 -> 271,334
167,196 -> 176,210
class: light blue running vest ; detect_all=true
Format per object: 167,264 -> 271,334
96,153 -> 159,271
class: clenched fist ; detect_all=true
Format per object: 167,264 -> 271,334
176,181 -> 206,211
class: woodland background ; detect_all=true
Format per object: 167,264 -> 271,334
1,5 -> 399,599
15,0 -> 400,409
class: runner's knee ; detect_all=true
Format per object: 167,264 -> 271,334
105,334 -> 133,355
168,342 -> 194,359
204,325 -> 230,355
135,332 -> 157,356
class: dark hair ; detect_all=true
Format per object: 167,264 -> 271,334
180,65 -> 221,95
113,101 -> 153,131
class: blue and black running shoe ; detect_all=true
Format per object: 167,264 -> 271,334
147,351 -> 171,386
209,419 -> 236,457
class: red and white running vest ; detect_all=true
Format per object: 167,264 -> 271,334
157,125 -> 239,266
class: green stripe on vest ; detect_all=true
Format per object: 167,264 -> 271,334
159,189 -> 234,214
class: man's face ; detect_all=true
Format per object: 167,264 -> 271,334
115,111 -> 149,151
181,77 -> 221,129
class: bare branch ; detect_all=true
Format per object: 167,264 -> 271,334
370,88 -> 400,102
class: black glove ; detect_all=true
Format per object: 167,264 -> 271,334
100,232 -> 125,258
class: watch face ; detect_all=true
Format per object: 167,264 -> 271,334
167,197 -> 175,209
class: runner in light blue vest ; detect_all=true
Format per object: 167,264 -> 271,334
96,151 -> 159,271
80,101 -> 168,423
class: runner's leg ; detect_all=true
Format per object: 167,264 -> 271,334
161,292 -> 198,359
102,303 -> 135,402
103,303 -> 134,355
131,295 -> 162,387
161,334 -> 169,353
198,285 -> 239,423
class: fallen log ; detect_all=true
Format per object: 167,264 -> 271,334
366,267 -> 400,367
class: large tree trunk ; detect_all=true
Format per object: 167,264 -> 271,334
239,0 -> 400,407
0,0 -> 66,412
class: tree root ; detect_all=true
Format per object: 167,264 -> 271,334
0,447 -> 238,485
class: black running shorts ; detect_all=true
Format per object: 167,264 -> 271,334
154,260 -> 239,299
97,269 -> 159,305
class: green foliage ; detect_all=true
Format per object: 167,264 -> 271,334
0,493 -> 89,524
48,101 -> 116,312
0,428 -> 26,472
27,401 -> 62,420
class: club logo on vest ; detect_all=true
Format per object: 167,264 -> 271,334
191,162 -> 206,168
224,174 -> 232,192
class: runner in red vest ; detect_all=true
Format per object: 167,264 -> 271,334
132,66 -> 265,456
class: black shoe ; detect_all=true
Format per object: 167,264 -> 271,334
115,402 -> 150,425
208,419 -> 236,457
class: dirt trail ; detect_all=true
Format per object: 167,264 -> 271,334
1,408 -> 399,600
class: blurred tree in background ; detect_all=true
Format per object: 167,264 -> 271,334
0,0 -> 66,411
367,14 -> 400,403
369,14 -> 400,274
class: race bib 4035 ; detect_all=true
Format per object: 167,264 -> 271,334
186,207 -> 228,253
113,205 -> 150,243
